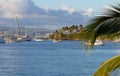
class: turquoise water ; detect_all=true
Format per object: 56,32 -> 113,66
0,40 -> 119,76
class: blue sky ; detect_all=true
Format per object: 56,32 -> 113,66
33,0 -> 117,12
0,0 -> 119,30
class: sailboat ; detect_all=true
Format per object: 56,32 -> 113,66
52,39 -> 62,42
52,37 -> 62,43
112,37 -> 120,42
5,36 -> 14,43
12,16 -> 22,42
52,34 -> 62,43
3,30 -> 14,43
33,38 -> 44,41
13,16 -> 31,42
85,39 -> 104,46
33,35 -> 45,42
22,27 -> 31,42
94,39 -> 104,46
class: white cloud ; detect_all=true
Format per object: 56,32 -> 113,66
43,6 -> 50,12
82,8 -> 93,17
0,0 -> 29,18
0,0 -> 89,29
60,5 -> 75,14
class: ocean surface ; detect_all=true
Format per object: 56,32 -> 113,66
0,40 -> 120,76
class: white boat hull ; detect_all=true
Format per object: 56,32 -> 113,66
33,39 -> 44,42
85,39 -> 104,46
52,40 -> 62,43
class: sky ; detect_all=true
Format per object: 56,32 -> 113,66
0,0 -> 119,30
33,0 -> 117,11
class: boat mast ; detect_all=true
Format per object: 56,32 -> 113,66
15,16 -> 21,37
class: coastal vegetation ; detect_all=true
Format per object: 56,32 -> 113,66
49,25 -> 84,40
49,24 -> 118,42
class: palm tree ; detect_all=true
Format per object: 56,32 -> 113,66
83,3 -> 120,76
93,55 -> 120,76
79,24 -> 83,32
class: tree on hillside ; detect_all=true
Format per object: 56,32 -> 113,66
79,24 -> 83,32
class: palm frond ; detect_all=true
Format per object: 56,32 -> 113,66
83,3 -> 120,47
93,55 -> 120,76
111,3 -> 120,13
83,3 -> 120,76
98,18 -> 120,35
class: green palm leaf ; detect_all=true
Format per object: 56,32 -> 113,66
83,3 -> 120,75
93,55 -> 120,76
84,3 -> 120,46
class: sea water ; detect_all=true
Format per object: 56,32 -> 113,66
0,40 -> 119,76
